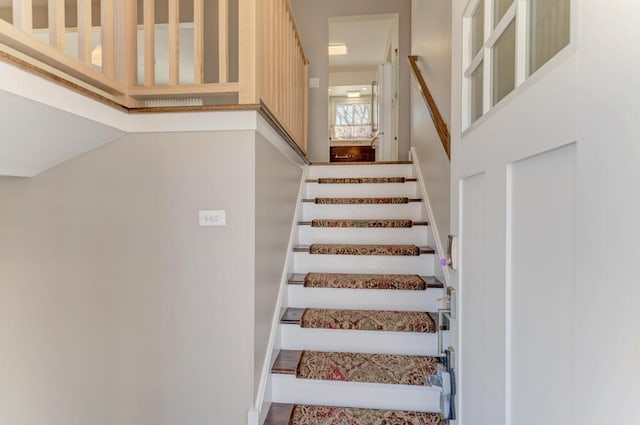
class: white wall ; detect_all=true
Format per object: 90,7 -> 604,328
290,0 -> 412,162
410,0 -> 452,258
450,0 -> 640,424
329,70 -> 377,87
253,133 -> 303,397
0,128 -> 303,425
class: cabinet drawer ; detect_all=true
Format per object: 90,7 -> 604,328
330,146 -> 375,162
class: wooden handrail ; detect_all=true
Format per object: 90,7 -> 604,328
408,55 -> 450,159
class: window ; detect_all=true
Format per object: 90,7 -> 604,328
332,102 -> 372,140
335,103 -> 371,126
492,20 -> 516,105
529,0 -> 570,75
463,0 -> 571,128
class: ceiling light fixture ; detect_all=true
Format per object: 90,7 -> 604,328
347,91 -> 361,98
328,44 -> 348,55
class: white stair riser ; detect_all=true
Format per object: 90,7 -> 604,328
302,203 -> 424,221
280,325 -> 439,356
293,252 -> 435,275
306,182 -> 419,198
298,226 -> 429,245
271,374 -> 441,413
309,164 -> 414,179
287,286 -> 445,312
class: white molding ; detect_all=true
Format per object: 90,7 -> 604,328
249,169 -> 307,425
127,110 -> 258,133
486,3 -> 516,49
464,50 -> 484,79
410,147 -> 452,286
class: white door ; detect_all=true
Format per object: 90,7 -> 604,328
447,1 -> 640,424
376,63 -> 394,161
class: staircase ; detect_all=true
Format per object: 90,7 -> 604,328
264,162 -> 451,425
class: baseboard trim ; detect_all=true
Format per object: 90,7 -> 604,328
249,170 -> 308,425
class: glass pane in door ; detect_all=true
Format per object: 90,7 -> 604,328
529,0 -> 570,74
492,20 -> 516,106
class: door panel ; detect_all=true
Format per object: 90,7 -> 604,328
460,173 -> 486,425
507,143 -> 576,425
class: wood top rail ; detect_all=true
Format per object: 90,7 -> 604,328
0,18 -> 126,95
408,55 -> 450,160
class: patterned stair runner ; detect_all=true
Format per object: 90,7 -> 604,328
313,177 -> 413,184
305,197 -> 421,204
309,219 -> 414,228
298,308 -> 437,333
295,351 -> 440,385
295,272 -> 435,290
265,403 -> 448,425
295,244 -> 433,256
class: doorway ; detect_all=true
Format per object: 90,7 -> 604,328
328,14 -> 399,162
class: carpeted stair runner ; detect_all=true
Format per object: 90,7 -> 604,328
295,351 -> 440,385
309,197 -> 417,205
309,218 -> 414,228
265,403 -> 448,425
314,177 -> 412,184
301,272 -> 430,290
299,244 -> 433,256
299,308 -> 437,333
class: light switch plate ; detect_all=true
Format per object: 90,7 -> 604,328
199,210 -> 226,226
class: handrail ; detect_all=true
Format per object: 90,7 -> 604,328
408,55 -> 450,159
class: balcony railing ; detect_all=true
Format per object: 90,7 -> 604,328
0,0 -> 308,153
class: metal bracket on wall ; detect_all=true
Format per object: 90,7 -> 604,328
437,309 -> 452,357
447,286 -> 457,319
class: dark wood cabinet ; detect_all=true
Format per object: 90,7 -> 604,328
330,146 -> 375,162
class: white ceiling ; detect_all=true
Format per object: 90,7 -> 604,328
329,14 -> 395,72
329,85 -> 372,98
0,89 -> 124,177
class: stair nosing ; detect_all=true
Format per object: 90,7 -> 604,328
271,349 -> 442,377
287,273 -> 444,289
305,177 -> 418,183
293,244 -> 435,255
302,197 -> 422,203
298,219 -> 429,227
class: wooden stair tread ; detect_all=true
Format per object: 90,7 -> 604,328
280,307 -> 438,333
272,350 -> 304,375
265,403 -> 448,425
264,403 -> 295,425
293,244 -> 435,255
272,350 -> 441,386
287,272 -> 444,290
302,197 -> 422,204
298,219 -> 429,227
305,177 -> 418,183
